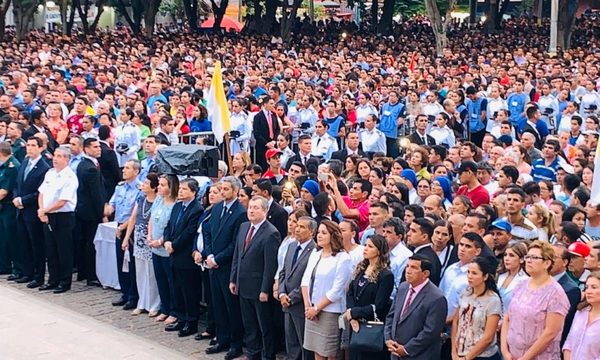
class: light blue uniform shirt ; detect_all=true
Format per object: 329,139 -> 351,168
109,179 -> 141,223
440,261 -> 469,316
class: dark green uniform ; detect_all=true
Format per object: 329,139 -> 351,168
0,156 -> 20,275
11,138 -> 26,163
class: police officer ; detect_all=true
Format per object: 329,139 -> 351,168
37,146 -> 78,293
7,122 -> 26,162
0,142 -> 20,279
105,159 -> 141,309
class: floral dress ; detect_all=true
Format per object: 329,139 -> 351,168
133,196 -> 153,261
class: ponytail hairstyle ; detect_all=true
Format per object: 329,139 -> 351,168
470,256 -> 501,303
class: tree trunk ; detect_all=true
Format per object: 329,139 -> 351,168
74,0 -> 91,34
14,0 -> 39,41
281,0 -> 302,40
67,1 -> 77,35
496,0 -> 508,28
370,0 -> 378,32
377,0 -> 394,34
264,0 -> 278,34
424,0 -> 453,56
483,0 -> 499,32
183,0 -> 199,31
210,0 -> 229,31
89,0 -> 106,33
116,0 -> 141,34
557,0 -> 579,50
0,0 -> 11,41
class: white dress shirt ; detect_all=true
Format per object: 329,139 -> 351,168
301,249 -> 352,313
38,166 -> 79,212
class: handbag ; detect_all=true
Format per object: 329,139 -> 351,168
348,304 -> 385,352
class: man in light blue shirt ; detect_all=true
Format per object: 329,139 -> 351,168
68,136 -> 84,172
381,218 -> 412,299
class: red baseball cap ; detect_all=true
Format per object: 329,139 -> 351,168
568,241 -> 591,258
265,148 -> 283,160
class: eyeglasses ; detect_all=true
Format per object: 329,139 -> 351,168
524,255 -> 545,261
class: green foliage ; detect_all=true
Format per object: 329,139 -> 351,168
159,0 -> 185,18
511,0 -> 533,16
393,0 -> 469,17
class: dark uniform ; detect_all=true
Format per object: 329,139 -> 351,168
11,138 -> 26,163
0,156 -> 20,276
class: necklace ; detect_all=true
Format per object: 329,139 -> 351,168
141,198 -> 153,220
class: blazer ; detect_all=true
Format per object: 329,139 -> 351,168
253,110 -> 280,148
163,199 -> 204,269
558,273 -> 582,345
75,157 -> 106,222
99,141 -> 121,199
401,245 -> 442,286
278,240 -> 316,314
268,200 -> 288,238
230,220 -> 281,299
408,132 -> 436,147
284,153 -> 320,172
346,268 -> 394,321
201,199 -> 248,269
330,148 -> 366,162
13,157 -> 50,222
23,126 -> 58,153
155,132 -> 171,146
523,123 -> 543,149
384,280 -> 447,360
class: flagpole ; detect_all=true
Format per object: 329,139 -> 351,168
224,133 -> 234,176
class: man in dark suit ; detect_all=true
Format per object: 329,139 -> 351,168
230,196 -> 280,360
252,178 -> 288,238
285,135 -> 320,173
155,116 -> 175,146
408,114 -> 436,146
330,130 -> 366,161
278,216 -> 316,360
253,97 -> 280,171
74,138 -> 106,286
402,218 -> 442,285
98,125 -> 121,200
12,137 -> 50,288
385,254 -> 448,360
202,176 -> 247,359
522,106 -> 543,149
163,178 -> 204,337
551,244 -> 582,346
22,109 -> 59,153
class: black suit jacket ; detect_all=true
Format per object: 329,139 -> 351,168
230,220 -> 281,299
99,141 -> 121,199
163,200 -> 204,269
268,200 -> 288,238
558,273 -> 582,346
155,132 -> 171,146
75,157 -> 106,222
253,110 -> 280,149
401,245 -> 442,286
347,268 -> 394,321
408,132 -> 436,146
202,199 -> 248,269
278,240 -> 316,314
23,126 -> 58,153
13,157 -> 50,222
523,123 -> 543,149
330,148 -> 366,162
284,153 -> 320,172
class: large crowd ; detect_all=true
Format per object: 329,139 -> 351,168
1,13 -> 600,360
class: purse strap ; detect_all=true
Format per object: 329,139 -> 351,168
309,255 -> 322,304
371,304 -> 380,322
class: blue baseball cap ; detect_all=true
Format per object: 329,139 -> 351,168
489,219 -> 512,233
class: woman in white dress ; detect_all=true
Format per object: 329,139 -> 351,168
496,242 -> 529,313
229,99 -> 252,155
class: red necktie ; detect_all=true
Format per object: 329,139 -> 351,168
267,112 -> 274,139
244,225 -> 255,251
401,288 -> 416,318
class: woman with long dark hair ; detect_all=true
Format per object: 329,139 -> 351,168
451,256 -> 503,360
343,234 -> 394,360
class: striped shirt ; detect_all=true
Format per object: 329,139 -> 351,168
506,216 -> 538,242
531,157 -> 560,182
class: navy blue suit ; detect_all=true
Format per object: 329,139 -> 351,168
202,199 -> 247,351
14,157 -> 50,282
557,273 -> 582,346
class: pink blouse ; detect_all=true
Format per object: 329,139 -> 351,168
563,308 -> 600,360
506,279 -> 569,360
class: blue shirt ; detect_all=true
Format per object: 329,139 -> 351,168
325,115 -> 345,138
379,102 -> 405,139
466,97 -> 488,133
147,94 -> 168,113
69,154 -> 83,172
138,156 -> 156,182
531,157 -> 560,182
506,92 -> 528,127
109,180 -> 141,223
189,118 -> 212,132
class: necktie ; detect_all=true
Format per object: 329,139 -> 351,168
267,112 -> 274,139
317,137 -> 322,147
244,225 -> 255,251
291,244 -> 302,268
401,288 -> 416,318
421,136 -> 427,145
176,205 -> 186,226
303,156 -> 307,165
24,161 -> 34,179
221,205 -> 228,219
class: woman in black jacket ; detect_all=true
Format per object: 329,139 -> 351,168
343,234 -> 394,360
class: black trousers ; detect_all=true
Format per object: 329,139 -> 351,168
240,296 -> 276,360
172,266 -> 201,323
115,228 -> 138,304
18,216 -> 46,282
44,212 -> 75,287
74,217 -> 100,281
201,269 -> 216,334
210,267 -> 243,350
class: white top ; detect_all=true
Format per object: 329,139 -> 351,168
301,249 -> 352,313
114,122 -> 141,167
275,236 -> 297,280
348,245 -> 365,270
311,133 -> 338,160
389,242 -> 413,299
440,261 -> 470,316
38,166 -> 79,212
359,127 -> 387,154
496,269 -> 529,313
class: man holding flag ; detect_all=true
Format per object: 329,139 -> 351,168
208,61 -> 233,170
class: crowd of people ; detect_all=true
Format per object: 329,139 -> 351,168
0,13 -> 600,360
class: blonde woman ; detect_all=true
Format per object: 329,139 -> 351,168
527,203 -> 556,243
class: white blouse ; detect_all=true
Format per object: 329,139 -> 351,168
301,250 -> 353,313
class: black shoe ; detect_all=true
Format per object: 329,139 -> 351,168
53,285 -> 70,294
178,323 -> 198,337
15,276 -> 31,284
122,302 -> 136,311
205,344 -> 228,354
224,348 -> 243,360
7,274 -> 21,281
209,338 -> 217,346
195,332 -> 214,341
165,321 -> 186,332
112,297 -> 127,306
27,280 -> 43,289
86,280 -> 101,287
39,283 -> 58,291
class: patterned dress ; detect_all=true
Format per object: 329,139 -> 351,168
133,196 -> 153,261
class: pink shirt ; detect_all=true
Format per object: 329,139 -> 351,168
506,279 -> 570,360
563,307 -> 600,360
403,279 -> 429,310
342,196 -> 370,231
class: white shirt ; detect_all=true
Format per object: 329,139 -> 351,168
389,242 -> 413,298
359,127 -> 387,153
275,236 -> 297,280
497,269 -> 529,313
114,122 -> 141,167
301,249 -> 352,313
348,245 -> 365,270
38,166 -> 79,212
355,104 -> 378,124
440,261 -> 470,316
311,133 -> 338,160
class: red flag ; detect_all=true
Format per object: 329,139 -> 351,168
409,52 -> 417,73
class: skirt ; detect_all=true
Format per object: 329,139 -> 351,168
304,311 -> 341,357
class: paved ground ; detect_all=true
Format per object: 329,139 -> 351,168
0,276 -> 218,359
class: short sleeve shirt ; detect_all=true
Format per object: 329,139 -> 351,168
342,196 -> 370,231
456,184 -> 490,208
456,291 -> 503,357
